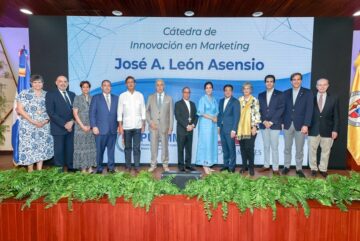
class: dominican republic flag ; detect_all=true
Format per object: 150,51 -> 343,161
11,47 -> 30,164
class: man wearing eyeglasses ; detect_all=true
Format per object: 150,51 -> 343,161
174,87 -> 198,172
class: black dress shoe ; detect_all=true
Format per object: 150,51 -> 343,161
185,166 -> 196,171
228,168 -> 235,173
311,170 -> 317,177
96,170 -> 103,174
282,167 -> 290,175
239,167 -> 248,174
108,170 -> 116,174
319,171 -> 328,178
249,169 -> 255,176
296,170 -> 306,178
220,167 -> 229,172
179,167 -> 186,172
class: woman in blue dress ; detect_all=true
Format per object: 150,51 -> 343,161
16,75 -> 54,172
196,81 -> 219,175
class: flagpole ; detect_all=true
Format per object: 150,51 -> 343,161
11,46 -> 31,164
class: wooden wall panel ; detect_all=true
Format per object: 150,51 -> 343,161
0,196 -> 360,241
1,0 -> 360,27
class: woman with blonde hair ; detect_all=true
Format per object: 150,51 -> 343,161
237,82 -> 261,176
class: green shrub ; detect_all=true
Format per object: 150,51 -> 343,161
0,168 -> 359,219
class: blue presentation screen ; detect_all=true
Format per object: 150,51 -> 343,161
67,17 -> 314,165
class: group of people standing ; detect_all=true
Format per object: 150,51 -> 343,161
15,72 -> 339,177
195,73 -> 339,177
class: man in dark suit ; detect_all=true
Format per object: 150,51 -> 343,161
174,87 -> 198,172
282,72 -> 314,177
89,80 -> 119,174
217,84 -> 240,172
308,78 -> 339,177
258,75 -> 284,175
45,75 -> 76,171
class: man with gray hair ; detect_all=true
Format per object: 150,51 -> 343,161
45,75 -> 75,172
308,78 -> 339,177
146,79 -> 174,172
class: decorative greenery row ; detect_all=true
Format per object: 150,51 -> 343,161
0,168 -> 359,220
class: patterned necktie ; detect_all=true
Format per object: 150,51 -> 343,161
106,94 -> 111,110
62,91 -> 72,108
318,94 -> 323,112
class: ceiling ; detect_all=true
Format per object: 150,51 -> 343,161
1,0 -> 360,28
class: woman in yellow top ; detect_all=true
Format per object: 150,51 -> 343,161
237,82 -> 261,176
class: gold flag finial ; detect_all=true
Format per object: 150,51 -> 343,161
355,52 -> 360,68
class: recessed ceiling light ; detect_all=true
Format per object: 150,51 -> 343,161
112,10 -> 123,16
252,11 -> 263,17
20,8 -> 33,15
353,10 -> 360,17
184,10 -> 195,17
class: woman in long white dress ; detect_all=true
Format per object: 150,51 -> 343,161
16,75 -> 54,172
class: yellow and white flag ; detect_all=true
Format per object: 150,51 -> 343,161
348,53 -> 360,165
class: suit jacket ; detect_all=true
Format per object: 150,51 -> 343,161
174,99 -> 198,135
146,93 -> 174,133
217,96 -> 240,133
89,93 -> 119,135
283,87 -> 314,131
45,89 -> 75,135
258,89 -> 284,130
309,92 -> 339,137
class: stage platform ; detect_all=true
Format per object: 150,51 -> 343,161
0,154 -> 350,179
1,196 -> 359,241
1,154 -> 359,241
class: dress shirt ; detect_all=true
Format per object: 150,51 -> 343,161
223,97 -> 230,111
103,93 -> 111,106
58,89 -> 72,105
183,99 -> 191,113
266,88 -> 274,106
117,90 -> 146,129
317,92 -> 327,111
292,88 -> 300,105
157,92 -> 165,106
